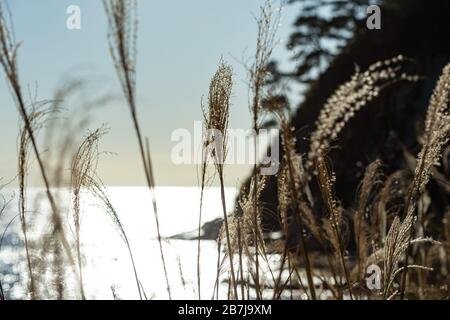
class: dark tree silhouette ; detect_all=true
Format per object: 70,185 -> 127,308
268,0 -> 379,84
257,0 -> 450,248
196,0 -> 450,249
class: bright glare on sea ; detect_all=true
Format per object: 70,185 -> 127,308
0,186 -> 237,300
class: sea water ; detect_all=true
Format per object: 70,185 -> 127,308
0,186 -> 236,300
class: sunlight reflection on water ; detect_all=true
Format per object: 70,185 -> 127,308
0,186 -> 236,299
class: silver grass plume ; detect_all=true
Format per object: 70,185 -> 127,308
307,56 -> 419,173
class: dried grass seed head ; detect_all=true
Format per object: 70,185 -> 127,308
307,55 -> 419,171
203,61 -> 233,165
103,0 -> 138,104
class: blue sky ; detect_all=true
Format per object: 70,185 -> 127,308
0,0 -> 300,187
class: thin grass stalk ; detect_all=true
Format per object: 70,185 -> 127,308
399,62 -> 450,299
294,259 -> 312,298
0,4 -> 76,273
203,61 -> 238,298
214,235 -> 222,299
280,153 -> 342,298
273,245 -> 311,300
145,137 -> 171,299
218,171 -> 238,299
124,236 -> 143,300
316,159 -> 354,299
71,127 -> 117,299
197,170 -> 205,300
236,175 -> 277,297
196,143 -> 209,299
18,123 -> 36,299
274,163 -> 297,300
287,254 -> 294,300
0,189 -> 9,302
354,160 -> 381,282
103,0 -> 171,299
276,263 -> 298,299
285,150 -> 316,299
89,176 -> 144,299
70,128 -> 105,300
248,2 -> 280,298
75,231 -> 85,299
272,246 -> 288,299
274,106 -> 316,299
237,218 -> 246,300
